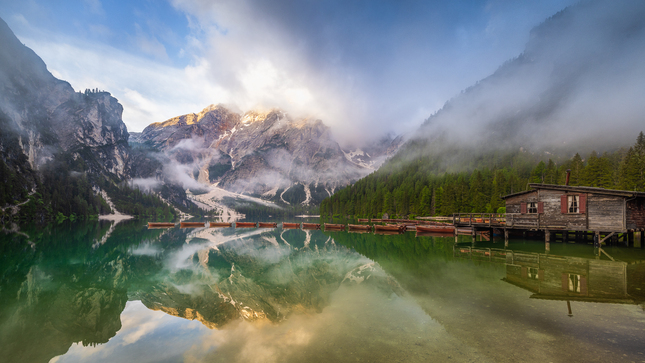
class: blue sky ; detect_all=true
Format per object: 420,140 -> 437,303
0,0 -> 576,145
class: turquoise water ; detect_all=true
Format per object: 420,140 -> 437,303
1,221 -> 644,362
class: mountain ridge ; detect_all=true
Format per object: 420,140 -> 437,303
131,104 -> 402,207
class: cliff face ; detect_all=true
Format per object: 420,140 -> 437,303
133,106 -> 401,205
0,17 -> 129,181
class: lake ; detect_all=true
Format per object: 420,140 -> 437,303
1,221 -> 644,362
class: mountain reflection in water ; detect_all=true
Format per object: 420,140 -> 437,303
0,221 -> 643,362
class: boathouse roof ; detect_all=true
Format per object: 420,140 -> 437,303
501,183 -> 645,199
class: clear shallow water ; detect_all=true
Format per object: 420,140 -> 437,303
1,221 -> 644,363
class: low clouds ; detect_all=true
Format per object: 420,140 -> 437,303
2,0 -> 578,147
13,31 -> 227,132
413,0 -> 645,153
167,0 -> 578,146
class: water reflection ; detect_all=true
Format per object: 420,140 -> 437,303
0,222 -> 643,362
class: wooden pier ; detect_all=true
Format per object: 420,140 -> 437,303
452,183 -> 645,253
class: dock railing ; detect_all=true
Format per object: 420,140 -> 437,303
453,213 -> 539,228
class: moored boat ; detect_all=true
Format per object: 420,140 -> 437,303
302,223 -> 321,230
258,222 -> 277,228
282,222 -> 300,229
348,224 -> 372,231
236,222 -> 257,228
357,218 -> 370,222
180,222 -> 205,228
416,225 -> 455,233
148,222 -> 175,228
374,224 -> 406,232
324,223 -> 345,230
209,222 -> 232,227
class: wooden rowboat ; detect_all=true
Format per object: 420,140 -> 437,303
416,225 -> 455,233
302,223 -> 321,230
324,223 -> 345,230
282,222 -> 300,229
258,222 -> 277,228
371,219 -> 383,223
180,222 -> 205,228
374,224 -> 406,232
209,222 -> 232,227
236,222 -> 257,228
357,218 -> 370,222
348,224 -> 372,231
148,222 -> 175,228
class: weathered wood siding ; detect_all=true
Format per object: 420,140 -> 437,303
505,192 -> 536,214
626,198 -> 645,230
504,189 -> 627,231
587,194 -> 625,231
539,190 -> 586,230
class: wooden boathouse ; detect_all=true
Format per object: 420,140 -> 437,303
453,183 -> 645,250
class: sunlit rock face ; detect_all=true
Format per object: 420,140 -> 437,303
133,106 -> 401,205
0,17 -> 129,179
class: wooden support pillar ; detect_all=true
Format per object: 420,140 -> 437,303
594,231 -> 600,256
636,231 -> 642,248
504,229 -> 509,248
545,229 -> 550,252
628,231 -> 634,247
563,230 -> 568,243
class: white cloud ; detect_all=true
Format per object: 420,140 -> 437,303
15,31 -> 229,132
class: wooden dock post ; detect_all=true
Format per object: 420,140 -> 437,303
504,229 -> 509,248
594,231 -> 600,256
563,230 -> 568,243
635,230 -> 642,248
545,229 -> 550,252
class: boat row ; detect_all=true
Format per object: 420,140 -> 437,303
147,221 -> 457,234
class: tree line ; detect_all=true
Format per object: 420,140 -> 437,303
321,132 -> 645,219
1,151 -> 178,224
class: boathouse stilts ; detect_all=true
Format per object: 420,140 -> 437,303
545,229 -> 550,252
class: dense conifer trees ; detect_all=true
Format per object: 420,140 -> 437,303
321,132 -> 645,218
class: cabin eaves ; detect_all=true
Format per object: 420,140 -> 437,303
502,184 -> 645,199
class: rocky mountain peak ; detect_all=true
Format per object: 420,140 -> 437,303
0,17 -> 129,179
131,104 -> 401,206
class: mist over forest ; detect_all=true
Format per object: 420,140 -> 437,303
401,0 -> 645,163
